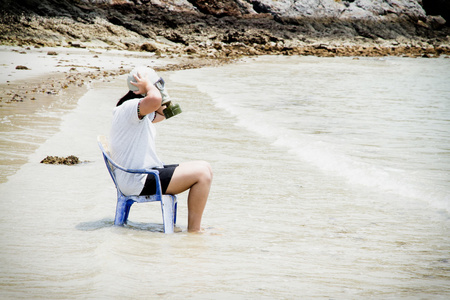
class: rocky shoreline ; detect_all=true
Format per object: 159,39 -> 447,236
1,1 -> 449,111
0,45 -> 233,109
1,0 -> 449,60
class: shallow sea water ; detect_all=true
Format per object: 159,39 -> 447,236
0,56 -> 449,299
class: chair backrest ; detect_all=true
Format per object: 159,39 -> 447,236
97,135 -> 164,199
98,135 -> 111,156
97,135 -> 121,191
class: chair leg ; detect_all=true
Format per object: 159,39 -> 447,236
161,195 -> 175,233
114,197 -> 127,226
115,196 -> 134,226
124,200 -> 133,224
174,199 -> 178,226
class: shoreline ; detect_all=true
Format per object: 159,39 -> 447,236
0,45 -> 231,110
2,42 -> 448,180
2,39 -> 449,110
1,1 -> 449,107
0,45 -> 232,182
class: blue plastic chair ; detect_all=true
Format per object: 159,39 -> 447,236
97,135 -> 177,233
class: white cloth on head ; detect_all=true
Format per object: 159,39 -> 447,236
127,66 -> 172,104
127,66 -> 160,94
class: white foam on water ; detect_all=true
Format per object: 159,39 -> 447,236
172,56 -> 450,213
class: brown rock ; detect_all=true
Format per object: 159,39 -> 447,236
185,45 -> 199,54
426,15 -> 447,30
140,43 -> 158,52
189,0 -> 244,17
40,155 -> 80,165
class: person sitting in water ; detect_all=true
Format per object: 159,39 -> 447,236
109,66 -> 212,233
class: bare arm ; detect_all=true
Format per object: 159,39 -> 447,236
152,105 -> 166,123
130,73 -> 162,117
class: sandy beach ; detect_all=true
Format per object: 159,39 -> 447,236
0,44 -> 225,111
0,44 -> 230,181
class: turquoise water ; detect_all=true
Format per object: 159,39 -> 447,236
0,56 -> 449,298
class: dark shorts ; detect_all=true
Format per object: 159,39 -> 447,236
140,164 -> 178,196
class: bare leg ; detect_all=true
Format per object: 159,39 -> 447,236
165,161 -> 212,232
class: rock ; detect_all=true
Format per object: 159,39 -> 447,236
417,19 -> 430,28
140,42 -> 158,52
47,51 -> 58,55
185,45 -> 200,54
426,15 -> 446,30
188,0 -> 248,17
69,41 -> 86,48
40,155 -> 80,165
251,0 -> 426,20
15,65 -> 29,70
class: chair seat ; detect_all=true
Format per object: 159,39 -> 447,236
98,135 -> 177,233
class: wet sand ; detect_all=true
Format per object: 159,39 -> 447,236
0,45 -> 224,110
0,45 -> 227,182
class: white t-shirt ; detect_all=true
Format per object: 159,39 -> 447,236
109,99 -> 163,196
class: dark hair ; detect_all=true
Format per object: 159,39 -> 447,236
116,90 -> 144,107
